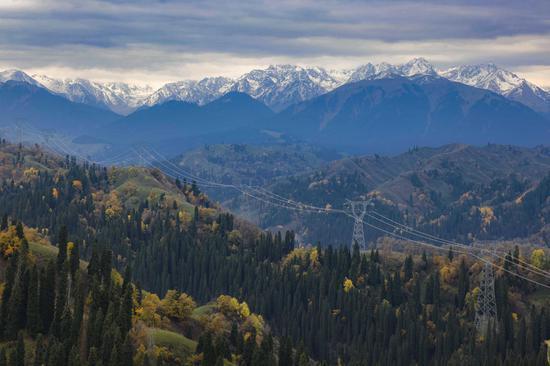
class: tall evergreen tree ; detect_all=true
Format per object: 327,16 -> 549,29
26,265 -> 41,336
57,226 -> 68,271
14,331 -> 25,366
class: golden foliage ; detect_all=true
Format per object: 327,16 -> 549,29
178,210 -> 192,224
23,167 -> 39,177
530,249 -> 546,269
203,312 -> 230,336
479,206 -> 495,230
217,295 -> 243,317
159,290 -> 197,320
153,346 -> 180,364
439,263 -> 458,284
133,344 -> 148,366
211,221 -> 220,233
309,248 -> 320,268
135,293 -> 163,327
0,225 -> 23,257
23,227 -> 50,246
282,247 -> 310,267
105,191 -> 123,218
72,180 -> 83,191
343,277 -> 355,293
242,313 -> 264,337
239,302 -> 251,318
215,295 -> 265,337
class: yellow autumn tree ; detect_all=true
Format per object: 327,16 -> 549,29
530,249 -> 546,269
135,293 -> 162,327
202,312 -> 230,336
105,191 -> 123,218
343,277 -> 355,293
72,180 -> 83,191
159,290 -> 196,320
242,313 -> 265,337
309,248 -> 320,268
479,206 -> 495,230
217,295 -> 251,319
0,226 -> 23,257
217,295 -> 242,316
239,302 -> 251,318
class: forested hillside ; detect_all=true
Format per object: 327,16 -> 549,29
171,144 -> 338,203
0,140 -> 549,365
221,144 -> 550,246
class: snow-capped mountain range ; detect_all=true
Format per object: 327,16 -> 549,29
1,58 -> 549,115
0,70 -> 153,115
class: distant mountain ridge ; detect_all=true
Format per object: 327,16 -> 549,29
2,58 -> 549,115
267,75 -> 550,153
0,80 -> 120,134
96,91 -> 275,147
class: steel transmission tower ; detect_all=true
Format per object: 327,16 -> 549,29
475,250 -> 498,335
344,199 -> 373,250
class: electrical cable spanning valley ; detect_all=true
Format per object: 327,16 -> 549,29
11,127 -> 550,288
136,146 -> 550,287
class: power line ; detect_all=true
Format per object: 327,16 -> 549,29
347,212 -> 550,290
344,199 -> 373,250
475,247 -> 498,334
141,145 -> 550,284
367,210 -> 550,279
11,128 -> 550,287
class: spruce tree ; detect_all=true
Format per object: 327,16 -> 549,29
33,335 -> 47,366
15,222 -> 24,239
39,261 -> 56,332
457,258 -> 469,309
278,337 -> 293,366
1,214 -> 8,231
26,265 -> 41,336
120,335 -> 134,366
69,240 -> 80,278
15,331 -> 25,366
57,226 -> 68,271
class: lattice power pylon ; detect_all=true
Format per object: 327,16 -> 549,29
475,249 -> 498,335
344,199 -> 373,251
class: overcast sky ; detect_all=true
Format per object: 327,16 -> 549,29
0,0 -> 549,88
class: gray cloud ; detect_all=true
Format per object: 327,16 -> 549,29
0,0 -> 548,86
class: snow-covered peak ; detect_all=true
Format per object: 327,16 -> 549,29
231,64 -> 344,111
31,75 -> 153,115
142,76 -> 234,108
398,57 -> 437,77
0,69 -> 40,85
346,58 -> 436,83
439,64 -> 524,94
439,63 -> 550,113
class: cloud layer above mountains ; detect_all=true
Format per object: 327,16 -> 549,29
0,0 -> 549,87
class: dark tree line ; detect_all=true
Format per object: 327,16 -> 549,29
0,224 -> 133,366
